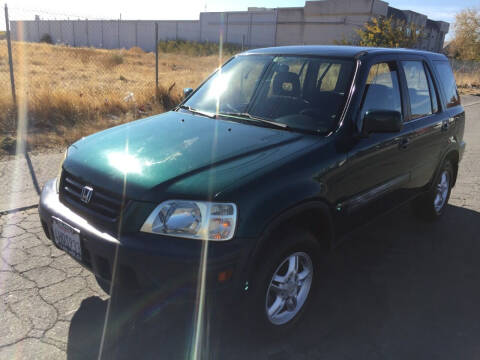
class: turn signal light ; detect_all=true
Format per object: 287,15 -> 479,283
217,269 -> 233,283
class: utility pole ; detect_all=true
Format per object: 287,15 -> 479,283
5,4 -> 16,105
155,23 -> 159,92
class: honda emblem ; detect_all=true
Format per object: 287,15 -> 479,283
80,186 -> 94,204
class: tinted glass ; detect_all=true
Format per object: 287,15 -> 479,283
185,55 -> 272,114
184,55 -> 354,133
425,66 -> 439,113
317,63 -> 342,91
360,62 -> 402,118
402,61 -> 433,119
434,61 -> 460,108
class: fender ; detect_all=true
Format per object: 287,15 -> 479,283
240,199 -> 334,283
430,141 -> 461,190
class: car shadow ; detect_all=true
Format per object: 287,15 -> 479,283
67,204 -> 480,359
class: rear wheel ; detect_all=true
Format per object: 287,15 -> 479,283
412,160 -> 453,221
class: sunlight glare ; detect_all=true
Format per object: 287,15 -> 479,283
107,151 -> 142,175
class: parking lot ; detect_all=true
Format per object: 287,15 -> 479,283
1,97 -> 479,359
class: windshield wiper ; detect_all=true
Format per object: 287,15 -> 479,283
219,112 -> 288,130
221,112 -> 325,135
178,105 -> 216,119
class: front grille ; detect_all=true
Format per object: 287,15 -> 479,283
60,171 -> 126,224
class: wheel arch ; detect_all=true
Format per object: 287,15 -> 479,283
243,200 -> 334,281
444,150 -> 459,187
431,148 -> 459,190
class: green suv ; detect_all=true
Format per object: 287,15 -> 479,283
39,46 -> 465,331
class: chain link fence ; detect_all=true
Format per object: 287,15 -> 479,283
450,58 -> 480,75
449,58 -> 480,91
2,5 -> 164,136
1,4 -> 227,153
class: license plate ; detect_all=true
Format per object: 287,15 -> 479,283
52,217 -> 82,260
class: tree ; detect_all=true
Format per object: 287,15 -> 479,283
338,16 -> 425,48
449,9 -> 480,60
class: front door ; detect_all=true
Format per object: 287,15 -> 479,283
334,59 -> 414,235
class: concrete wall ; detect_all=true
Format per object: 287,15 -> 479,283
10,0 -> 449,53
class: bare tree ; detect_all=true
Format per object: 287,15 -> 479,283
448,9 -> 480,60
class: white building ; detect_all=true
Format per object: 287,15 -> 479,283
11,0 -> 449,53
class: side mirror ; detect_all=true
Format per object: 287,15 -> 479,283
183,88 -> 193,99
362,110 -> 402,135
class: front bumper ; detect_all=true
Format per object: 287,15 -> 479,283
39,179 -> 250,304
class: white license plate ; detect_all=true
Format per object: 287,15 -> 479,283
52,217 -> 82,260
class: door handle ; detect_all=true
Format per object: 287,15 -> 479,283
400,137 -> 410,149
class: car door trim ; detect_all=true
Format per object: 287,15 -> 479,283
340,173 -> 410,212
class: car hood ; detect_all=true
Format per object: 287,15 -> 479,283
63,111 -> 314,200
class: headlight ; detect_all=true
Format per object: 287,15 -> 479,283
56,149 -> 68,193
140,200 -> 237,241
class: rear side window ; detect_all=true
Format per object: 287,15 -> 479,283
425,67 -> 439,113
434,61 -> 460,108
360,62 -> 402,118
402,61 -> 433,119
317,63 -> 342,91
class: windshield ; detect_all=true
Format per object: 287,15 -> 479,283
183,55 -> 355,133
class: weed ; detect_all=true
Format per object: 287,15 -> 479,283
0,40 -> 217,154
104,53 -> 125,67
157,40 -> 242,57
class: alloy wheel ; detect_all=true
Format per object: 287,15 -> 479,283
434,170 -> 450,213
265,252 -> 313,325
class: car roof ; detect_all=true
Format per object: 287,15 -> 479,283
242,45 -> 447,61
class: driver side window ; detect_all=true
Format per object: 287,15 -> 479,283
360,62 -> 402,120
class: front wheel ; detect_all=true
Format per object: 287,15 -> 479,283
412,160 -> 454,221
95,275 -> 111,295
248,228 -> 321,334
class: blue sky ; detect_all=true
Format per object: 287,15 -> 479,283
2,0 -> 479,35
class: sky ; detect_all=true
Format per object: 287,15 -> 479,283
2,0 -> 479,36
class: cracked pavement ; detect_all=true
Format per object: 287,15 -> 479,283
0,152 -> 65,213
0,208 -> 108,358
0,96 -> 479,359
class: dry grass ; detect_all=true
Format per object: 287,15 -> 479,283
455,72 -> 480,95
451,58 -> 480,95
0,40 -> 223,154
1,40 -> 478,156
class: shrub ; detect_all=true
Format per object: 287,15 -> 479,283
40,33 -> 53,44
103,53 -> 124,68
0,136 -> 16,154
157,40 -> 242,57
337,16 -> 425,49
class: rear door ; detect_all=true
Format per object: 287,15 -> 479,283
398,57 -> 446,189
432,60 -> 466,160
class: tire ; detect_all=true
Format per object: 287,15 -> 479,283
247,227 -> 322,335
95,275 -> 111,295
412,160 -> 454,221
